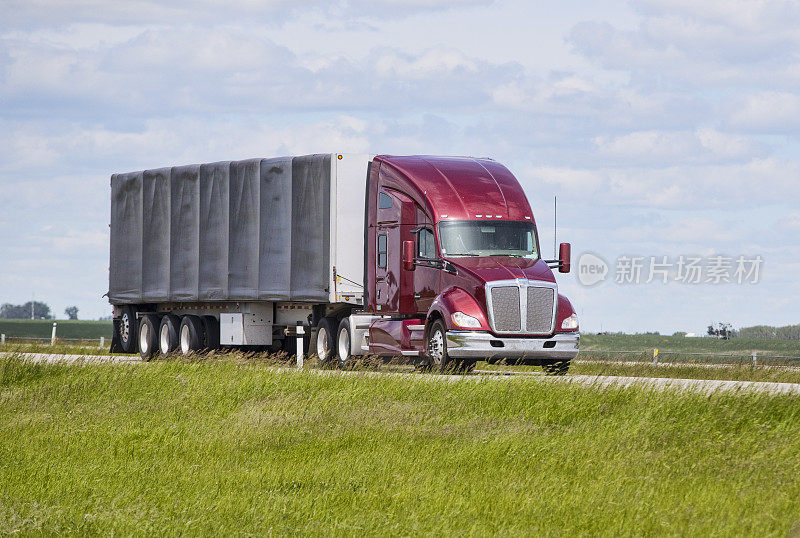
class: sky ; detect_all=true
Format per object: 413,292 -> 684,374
1,0 -> 798,333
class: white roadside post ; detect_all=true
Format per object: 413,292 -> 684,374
752,351 -> 757,368
51,322 -> 57,346
652,348 -> 659,365
1,334 -> 5,345
99,336 -> 105,349
296,322 -> 305,369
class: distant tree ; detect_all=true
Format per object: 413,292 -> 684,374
65,306 -> 79,320
0,301 -> 53,319
707,322 -> 736,339
673,331 -> 687,337
739,324 -> 800,340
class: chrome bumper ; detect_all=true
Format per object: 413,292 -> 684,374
446,331 -> 579,361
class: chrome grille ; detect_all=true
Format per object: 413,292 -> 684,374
485,279 -> 557,335
490,286 -> 521,332
526,287 -> 555,333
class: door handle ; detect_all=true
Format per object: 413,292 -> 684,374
414,293 -> 421,299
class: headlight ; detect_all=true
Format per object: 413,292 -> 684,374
451,311 -> 482,329
561,313 -> 579,330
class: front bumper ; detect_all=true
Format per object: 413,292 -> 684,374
446,331 -> 579,361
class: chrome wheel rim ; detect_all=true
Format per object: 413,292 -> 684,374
180,324 -> 190,354
429,329 -> 444,365
317,327 -> 329,361
337,326 -> 349,361
121,313 -> 130,342
139,323 -> 149,354
160,323 -> 170,354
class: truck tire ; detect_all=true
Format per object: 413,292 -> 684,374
336,318 -> 353,368
159,314 -> 180,356
138,314 -> 160,361
315,317 -> 337,364
542,360 -> 570,376
201,315 -> 220,350
179,315 -> 205,355
118,306 -> 137,354
426,319 -> 452,372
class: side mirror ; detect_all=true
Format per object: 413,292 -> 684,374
403,240 -> 415,271
558,242 -> 571,273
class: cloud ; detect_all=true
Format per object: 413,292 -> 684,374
526,158 -> 800,209
592,128 -> 763,165
0,0 -> 493,29
0,29 -> 517,119
728,91 -> 800,132
567,2 -> 800,88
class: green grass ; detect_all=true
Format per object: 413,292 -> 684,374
0,319 -> 112,340
580,334 -> 800,365
478,360 -> 800,384
582,333 -> 800,354
1,355 -> 800,535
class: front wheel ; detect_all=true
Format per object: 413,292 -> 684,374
426,320 -> 451,372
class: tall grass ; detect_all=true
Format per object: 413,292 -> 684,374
1,355 -> 799,535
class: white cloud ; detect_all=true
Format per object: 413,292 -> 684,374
592,128 -> 762,165
527,158 -> 800,209
729,91 -> 800,132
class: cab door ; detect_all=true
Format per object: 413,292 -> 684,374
413,225 -> 441,314
375,191 -> 400,312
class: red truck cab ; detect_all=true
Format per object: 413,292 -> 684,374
354,155 -> 579,372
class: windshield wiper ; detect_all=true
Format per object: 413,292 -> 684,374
446,253 -> 480,257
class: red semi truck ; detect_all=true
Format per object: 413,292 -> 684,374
108,153 -> 579,373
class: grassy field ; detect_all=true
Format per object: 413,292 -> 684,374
0,319 -> 112,340
580,333 -> 800,365
1,355 -> 800,535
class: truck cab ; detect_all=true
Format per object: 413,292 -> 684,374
331,155 -> 579,373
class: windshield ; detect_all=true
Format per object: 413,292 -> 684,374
437,220 -> 539,259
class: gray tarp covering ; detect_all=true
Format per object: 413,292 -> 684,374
109,154 -> 331,304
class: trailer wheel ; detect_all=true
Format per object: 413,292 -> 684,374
542,360 -> 570,376
200,315 -> 220,351
158,314 -> 180,355
118,306 -> 137,354
315,317 -> 337,364
138,314 -> 160,361
180,315 -> 205,355
336,318 -> 353,368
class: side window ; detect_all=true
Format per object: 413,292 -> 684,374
417,228 -> 436,259
377,234 -> 387,268
379,192 -> 393,209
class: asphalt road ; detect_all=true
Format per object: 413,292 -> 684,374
4,351 -> 800,396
